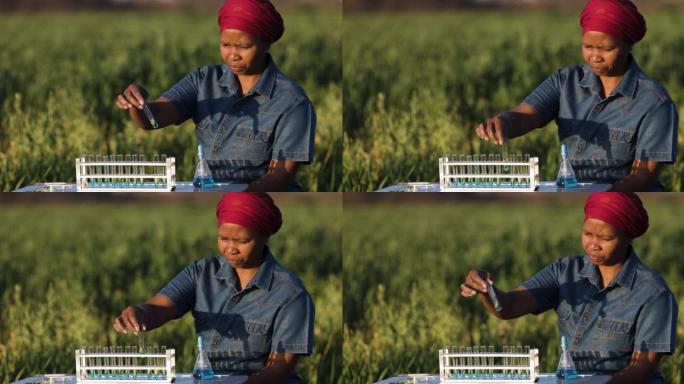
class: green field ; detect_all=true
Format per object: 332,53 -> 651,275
342,195 -> 684,383
0,195 -> 342,383
343,12 -> 684,191
0,10 -> 341,191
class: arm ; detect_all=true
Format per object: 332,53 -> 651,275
113,294 -> 178,334
476,103 -> 547,145
245,160 -> 300,192
608,160 -> 663,192
607,351 -> 664,384
461,270 -> 540,320
244,352 -> 299,384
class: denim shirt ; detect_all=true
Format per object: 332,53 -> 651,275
523,57 -> 678,187
522,248 -> 677,382
159,248 -> 315,379
160,55 -> 316,184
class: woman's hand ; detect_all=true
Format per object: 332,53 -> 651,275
460,269 -> 494,298
475,114 -> 508,145
113,304 -> 147,335
116,83 -> 149,110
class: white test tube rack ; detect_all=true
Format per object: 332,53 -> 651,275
75,348 -> 175,383
75,157 -> 176,192
438,156 -> 540,192
438,348 -> 539,383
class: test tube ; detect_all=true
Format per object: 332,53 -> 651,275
161,346 -> 167,379
474,155 -> 481,187
503,346 -> 509,379
523,154 -> 530,188
524,346 -> 530,379
516,345 -> 523,379
142,102 -> 159,129
480,346 -> 488,379
138,154 -> 145,187
123,154 -> 131,188
115,155 -> 122,188
160,154 -> 167,188
466,346 -> 473,379
473,346 -> 480,378
488,346 -> 495,379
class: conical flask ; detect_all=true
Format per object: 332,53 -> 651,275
556,336 -> 578,379
192,336 -> 215,380
193,144 -> 215,189
555,144 -> 578,188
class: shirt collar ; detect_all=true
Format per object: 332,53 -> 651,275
578,246 -> 639,290
579,55 -> 640,100
217,54 -> 278,99
214,247 -> 276,291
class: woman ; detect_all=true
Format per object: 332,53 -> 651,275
114,193 -> 315,384
115,0 -> 316,192
476,0 -> 678,191
460,193 -> 677,383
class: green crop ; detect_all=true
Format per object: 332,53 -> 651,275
0,196 -> 342,383
0,11 -> 341,191
343,11 -> 684,191
343,195 -> 684,383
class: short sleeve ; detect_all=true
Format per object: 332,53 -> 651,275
270,291 -> 315,355
158,261 -> 199,318
634,290 -> 678,353
522,70 -> 562,126
520,260 -> 562,314
159,68 -> 200,121
271,100 -> 316,163
635,100 -> 679,162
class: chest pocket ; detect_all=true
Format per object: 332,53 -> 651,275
195,117 -> 219,148
601,125 -> 637,161
228,124 -> 275,163
217,319 -> 271,357
556,301 -> 576,337
592,317 -> 634,351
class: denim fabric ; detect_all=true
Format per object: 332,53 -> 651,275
159,248 -> 315,380
521,248 -> 677,381
160,55 -> 316,184
523,56 -> 678,187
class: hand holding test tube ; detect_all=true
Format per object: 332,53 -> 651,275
461,269 -> 502,313
116,83 -> 159,129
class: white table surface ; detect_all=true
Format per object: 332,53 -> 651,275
376,182 -> 611,192
374,373 -> 612,384
11,373 -> 248,384
13,182 -> 247,192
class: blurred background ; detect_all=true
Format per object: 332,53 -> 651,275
342,193 -> 684,383
342,0 -> 684,191
0,0 -> 341,191
0,193 -> 342,383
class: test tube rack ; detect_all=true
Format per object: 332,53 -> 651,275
438,155 -> 539,192
75,156 -> 176,192
438,347 -> 539,383
75,347 -> 175,383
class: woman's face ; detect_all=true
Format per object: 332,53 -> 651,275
219,29 -> 269,76
217,223 -> 267,269
582,218 -> 631,267
582,31 -> 631,77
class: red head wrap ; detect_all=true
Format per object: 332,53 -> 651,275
580,0 -> 646,45
216,193 -> 282,237
584,192 -> 648,239
218,0 -> 284,44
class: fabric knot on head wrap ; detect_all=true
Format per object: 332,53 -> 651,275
218,0 -> 284,44
216,192 -> 282,237
580,0 -> 646,45
584,192 -> 649,239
